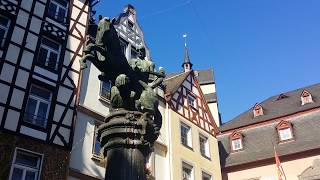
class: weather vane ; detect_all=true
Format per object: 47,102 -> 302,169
183,33 -> 187,47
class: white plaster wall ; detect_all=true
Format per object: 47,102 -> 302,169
80,63 -> 110,115
69,112 -> 105,178
208,103 -> 220,127
200,84 -> 216,95
225,154 -> 320,180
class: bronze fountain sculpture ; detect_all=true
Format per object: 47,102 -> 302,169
80,15 -> 165,180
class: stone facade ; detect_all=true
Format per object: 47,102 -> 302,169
0,132 -> 69,180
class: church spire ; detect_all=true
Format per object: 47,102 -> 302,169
182,33 -> 193,72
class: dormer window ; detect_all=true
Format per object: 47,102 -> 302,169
301,90 -> 313,105
230,131 -> 243,152
276,93 -> 288,101
253,103 -> 263,117
277,121 -> 293,142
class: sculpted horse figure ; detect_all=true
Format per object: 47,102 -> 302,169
79,15 -> 132,83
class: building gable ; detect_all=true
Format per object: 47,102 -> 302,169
168,71 -> 219,136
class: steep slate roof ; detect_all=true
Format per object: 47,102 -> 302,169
218,111 -> 320,167
220,83 -> 320,132
218,83 -> 320,168
204,93 -> 217,103
164,70 -> 216,104
195,69 -> 215,84
163,71 -> 190,95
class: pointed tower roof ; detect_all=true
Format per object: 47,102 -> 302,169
182,34 -> 193,72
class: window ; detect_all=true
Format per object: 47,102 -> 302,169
119,38 -> 127,57
100,80 -> 111,100
128,20 -> 134,31
131,47 -> 138,59
0,15 -> 10,48
24,85 -> 52,128
279,128 -> 292,141
276,121 -> 293,142
231,138 -> 242,151
48,0 -> 68,23
93,125 -> 101,157
182,162 -> 193,180
181,123 -> 192,148
301,90 -> 313,105
37,37 -> 61,71
187,94 -> 196,108
199,134 -> 210,158
9,149 -> 43,180
253,103 -> 263,117
202,172 -> 212,180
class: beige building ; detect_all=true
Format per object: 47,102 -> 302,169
218,83 -> 320,180
161,44 -> 222,180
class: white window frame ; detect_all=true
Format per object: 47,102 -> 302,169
182,161 -> 194,180
202,171 -> 212,180
180,122 -> 192,148
232,138 -> 243,151
0,15 -> 10,48
38,37 -> 61,71
279,128 -> 293,141
24,85 -> 52,128
48,0 -> 68,23
8,148 -> 44,180
92,124 -> 102,158
199,133 -> 210,158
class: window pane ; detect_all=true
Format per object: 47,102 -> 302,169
48,52 -> 58,70
94,134 -> 101,155
55,0 -> 68,6
57,8 -> 66,22
42,38 -> 59,50
15,152 -> 39,168
37,48 -> 48,66
31,86 -> 51,100
48,3 -> 57,19
12,168 -> 23,180
0,16 -> 9,27
25,171 -> 37,180
25,98 -> 37,121
36,102 -> 48,127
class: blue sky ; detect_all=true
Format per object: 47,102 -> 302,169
95,0 -> 320,123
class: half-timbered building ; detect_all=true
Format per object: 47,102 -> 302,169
161,44 -> 222,180
68,4 -> 169,180
0,0 -> 91,179
218,83 -> 320,180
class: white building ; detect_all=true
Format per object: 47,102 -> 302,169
0,0 -> 90,179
